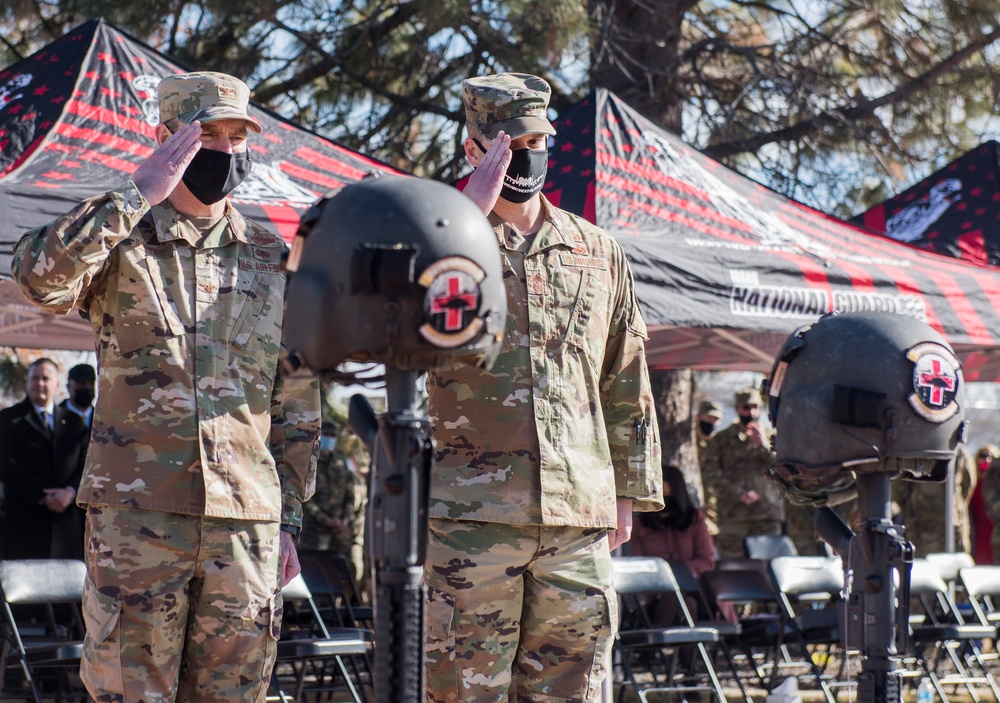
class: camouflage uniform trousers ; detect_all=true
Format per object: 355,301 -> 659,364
81,506 -> 282,703
424,519 -> 617,703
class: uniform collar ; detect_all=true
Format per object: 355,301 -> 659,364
489,195 -> 580,255
150,200 -> 252,248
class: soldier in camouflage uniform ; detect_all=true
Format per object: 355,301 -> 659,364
423,73 -> 663,703
696,399 -> 724,464
300,422 -> 367,588
701,388 -> 783,559
11,72 -> 320,703
892,445 -> 975,556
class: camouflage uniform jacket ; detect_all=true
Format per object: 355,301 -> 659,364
426,196 -> 663,528
701,421 -> 783,526
11,180 -> 319,527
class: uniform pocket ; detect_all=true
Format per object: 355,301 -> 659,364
80,576 -> 125,697
424,586 -> 459,701
112,245 -> 186,355
229,273 -> 283,381
564,270 -> 611,359
587,587 -> 618,699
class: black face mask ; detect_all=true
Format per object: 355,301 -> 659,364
182,148 -> 252,205
698,420 -> 716,437
73,388 -> 95,407
737,413 -> 755,425
474,139 -> 547,203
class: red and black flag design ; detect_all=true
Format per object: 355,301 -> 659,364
533,90 -> 1000,379
853,141 -> 1000,267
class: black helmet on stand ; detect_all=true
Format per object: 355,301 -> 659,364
283,174 -> 506,373
764,311 -> 967,507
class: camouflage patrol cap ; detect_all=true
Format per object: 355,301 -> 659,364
734,388 -> 763,407
157,71 -> 262,133
462,73 -> 556,140
698,400 -> 724,419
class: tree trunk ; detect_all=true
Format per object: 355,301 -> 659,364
588,0 -> 693,133
651,368 -> 701,503
589,0 -> 700,501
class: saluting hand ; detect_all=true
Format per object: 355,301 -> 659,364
463,131 -> 511,216
132,121 -> 203,207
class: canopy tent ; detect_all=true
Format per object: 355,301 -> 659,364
535,90 -> 1000,380
853,141 -> 1000,268
0,19 -> 398,351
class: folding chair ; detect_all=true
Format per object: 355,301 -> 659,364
270,573 -> 374,703
956,564 -> 1000,667
700,566 -> 784,691
611,556 -> 729,703
743,534 -> 798,561
296,549 -> 373,630
958,564 -> 1000,630
925,552 -> 975,586
768,555 -> 848,703
925,552 -> 977,624
0,559 -> 87,703
906,558 -> 1000,703
667,560 -> 753,703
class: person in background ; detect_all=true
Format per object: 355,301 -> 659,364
0,358 -> 89,560
695,399 -> 724,464
970,443 -> 998,564
630,465 -> 736,624
981,455 -> 1000,564
59,363 -> 96,430
701,388 -> 783,558
299,420 -> 368,591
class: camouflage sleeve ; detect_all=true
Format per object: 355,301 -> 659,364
11,181 -> 149,312
270,362 -> 321,528
301,459 -> 332,522
600,241 -> 663,513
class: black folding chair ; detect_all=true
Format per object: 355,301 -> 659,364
612,556 -> 729,703
296,549 -> 373,629
0,559 -> 87,703
667,559 -> 753,703
271,573 -> 374,703
700,566 -> 785,692
744,534 -> 798,561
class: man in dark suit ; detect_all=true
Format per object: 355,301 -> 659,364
0,358 -> 90,560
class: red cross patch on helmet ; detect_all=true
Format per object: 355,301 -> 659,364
907,342 -> 962,422
419,256 -> 486,348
